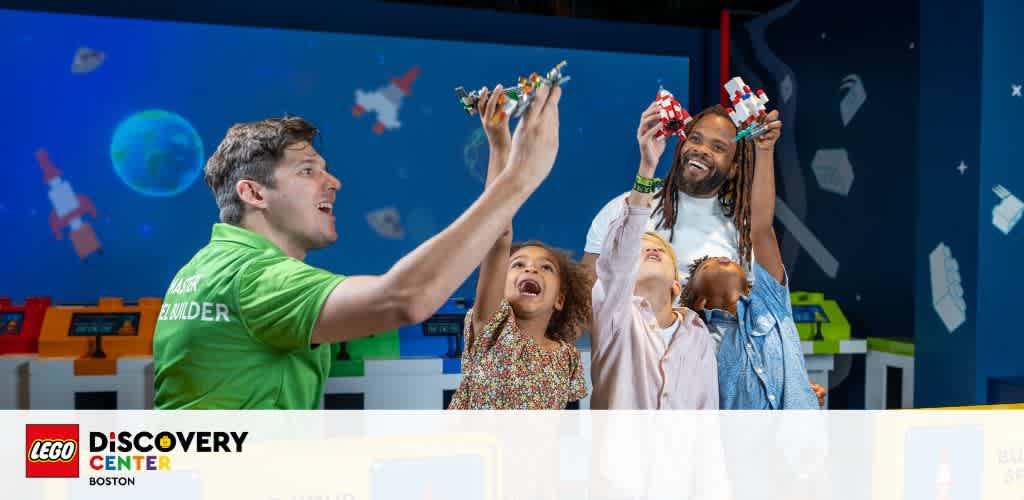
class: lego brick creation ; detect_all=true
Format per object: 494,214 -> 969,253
455,60 -> 570,120
723,76 -> 772,141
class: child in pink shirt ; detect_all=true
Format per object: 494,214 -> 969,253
590,101 -> 719,409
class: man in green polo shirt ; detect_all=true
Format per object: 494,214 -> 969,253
154,83 -> 563,409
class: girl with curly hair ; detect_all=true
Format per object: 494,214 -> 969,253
449,84 -> 592,410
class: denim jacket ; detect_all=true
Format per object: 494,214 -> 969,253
704,263 -> 819,409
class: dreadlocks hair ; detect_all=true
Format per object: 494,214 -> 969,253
652,104 -> 756,268
509,241 -> 593,344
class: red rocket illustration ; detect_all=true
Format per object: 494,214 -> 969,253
353,66 -> 420,134
36,149 -> 102,261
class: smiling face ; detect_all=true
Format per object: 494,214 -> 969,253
505,245 -> 565,319
676,113 -> 739,197
262,141 -> 341,252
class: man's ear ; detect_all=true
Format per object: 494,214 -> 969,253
236,179 -> 269,209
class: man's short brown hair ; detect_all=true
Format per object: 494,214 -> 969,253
204,116 -> 319,224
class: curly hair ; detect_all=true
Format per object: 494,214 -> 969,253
510,241 -> 593,344
653,105 -> 756,269
679,255 -> 712,310
679,255 -> 751,310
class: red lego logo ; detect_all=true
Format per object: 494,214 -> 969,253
25,424 -> 79,478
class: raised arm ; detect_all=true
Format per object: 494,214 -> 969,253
472,85 -> 514,334
311,84 -> 562,344
592,102 -> 667,346
749,110 -> 785,283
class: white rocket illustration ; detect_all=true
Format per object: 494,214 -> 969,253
36,149 -> 101,261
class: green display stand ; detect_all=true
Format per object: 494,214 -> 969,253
805,339 -> 841,354
867,337 -> 914,356
790,291 -> 851,341
328,329 -> 400,378
329,359 -> 364,378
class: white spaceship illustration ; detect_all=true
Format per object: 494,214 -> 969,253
367,207 -> 405,240
71,47 -> 105,74
353,67 -> 420,134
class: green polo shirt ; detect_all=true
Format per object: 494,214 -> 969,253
153,223 -> 345,409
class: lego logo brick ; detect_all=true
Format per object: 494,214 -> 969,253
28,440 -> 78,462
25,424 -> 79,478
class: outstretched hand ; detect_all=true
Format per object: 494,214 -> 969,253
506,83 -> 562,189
476,84 -> 512,150
754,110 -> 782,153
637,100 -> 668,175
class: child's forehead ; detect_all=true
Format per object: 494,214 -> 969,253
512,245 -> 556,261
693,258 -> 746,282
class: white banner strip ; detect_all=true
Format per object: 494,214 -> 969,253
2,410 -> 1022,499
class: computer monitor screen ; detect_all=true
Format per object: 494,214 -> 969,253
0,312 -> 24,335
68,312 -> 140,337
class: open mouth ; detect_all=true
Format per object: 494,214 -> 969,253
316,201 -> 333,215
517,279 -> 542,297
644,254 -> 662,263
686,159 -> 710,173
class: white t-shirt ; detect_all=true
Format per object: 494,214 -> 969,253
657,315 -> 680,348
584,190 -> 739,283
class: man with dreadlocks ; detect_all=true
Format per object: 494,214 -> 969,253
583,100 -> 826,407
582,103 -> 757,286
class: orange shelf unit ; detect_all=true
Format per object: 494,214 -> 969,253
38,297 -> 161,359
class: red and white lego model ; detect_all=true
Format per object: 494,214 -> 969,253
353,67 -> 420,135
35,149 -> 101,261
654,87 -> 692,139
724,76 -> 770,139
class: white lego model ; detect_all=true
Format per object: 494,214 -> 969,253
353,67 -> 420,134
992,185 -> 1023,235
723,76 -> 770,140
929,243 -> 966,333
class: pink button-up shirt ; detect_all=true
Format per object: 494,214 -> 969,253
590,203 -> 719,409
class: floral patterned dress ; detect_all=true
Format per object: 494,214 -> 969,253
448,299 -> 588,409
